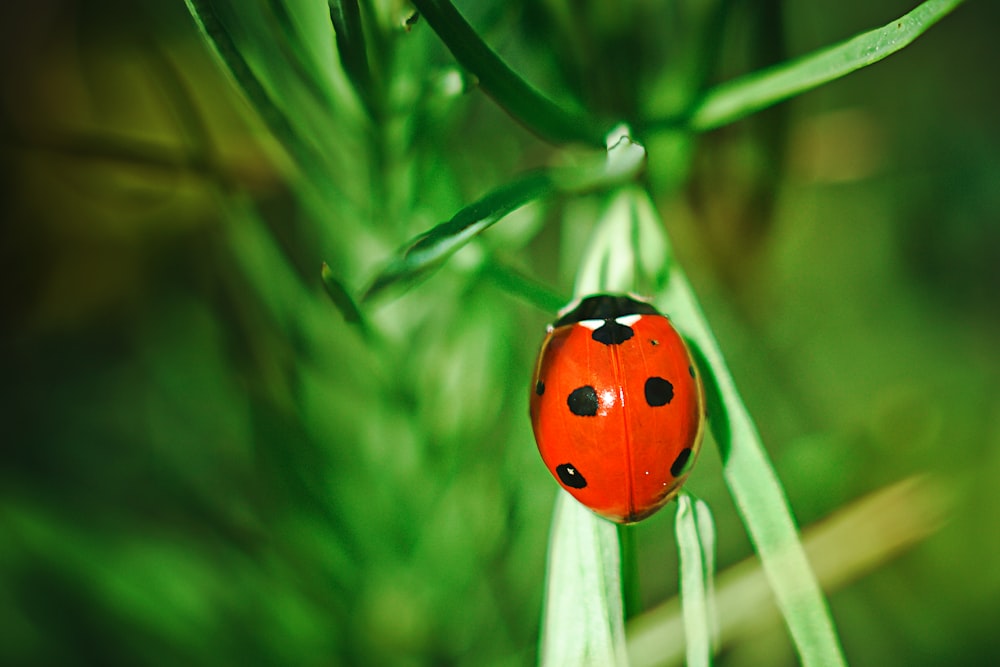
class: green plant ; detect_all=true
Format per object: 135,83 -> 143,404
181,0 -> 966,665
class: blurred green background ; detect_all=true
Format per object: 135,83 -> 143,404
1,0 -> 997,665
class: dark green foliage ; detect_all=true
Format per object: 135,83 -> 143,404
2,0 -> 997,666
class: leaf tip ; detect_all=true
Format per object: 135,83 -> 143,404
321,261 -> 366,327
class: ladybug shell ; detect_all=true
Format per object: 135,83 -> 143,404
529,295 -> 705,523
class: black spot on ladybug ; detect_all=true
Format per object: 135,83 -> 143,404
688,365 -> 695,378
644,377 -> 674,407
650,339 -> 659,346
670,448 -> 692,477
556,463 -> 588,489
535,380 -> 545,396
592,319 -> 634,346
567,385 -> 599,416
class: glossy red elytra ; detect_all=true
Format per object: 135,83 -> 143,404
529,294 -> 705,523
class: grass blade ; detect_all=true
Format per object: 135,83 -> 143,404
184,0 -> 366,223
574,184 -> 669,299
675,494 -> 717,667
362,170 -> 554,301
321,262 -> 367,329
540,493 -> 628,667
409,0 -> 611,146
328,0 -> 377,113
184,0 -> 318,170
680,0 -> 965,131
365,131 -> 646,302
628,475 -> 952,667
660,271 -> 847,667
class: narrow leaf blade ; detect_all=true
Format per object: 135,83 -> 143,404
328,0 -> 375,111
540,493 -> 628,667
321,262 -> 366,327
409,0 -> 611,146
688,0 -> 965,130
675,494 -> 717,667
362,171 -> 554,301
183,0 -> 365,221
661,272 -> 847,667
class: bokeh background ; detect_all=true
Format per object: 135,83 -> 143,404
1,0 -> 997,665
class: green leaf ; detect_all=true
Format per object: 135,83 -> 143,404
552,130 -> 649,193
183,0 -> 366,221
540,493 -> 628,667
409,0 -> 612,146
328,0 -> 374,111
321,262 -> 366,328
654,0 -> 966,132
660,272 -> 847,667
184,0 -> 316,165
362,171 -> 554,301
628,476 -> 951,667
365,131 -> 647,302
675,494 -> 718,667
574,185 -> 670,298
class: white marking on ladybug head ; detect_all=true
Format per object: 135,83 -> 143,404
616,314 -> 642,327
578,319 -> 604,331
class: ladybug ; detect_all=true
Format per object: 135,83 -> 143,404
529,294 -> 705,523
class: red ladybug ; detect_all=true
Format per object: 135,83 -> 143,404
529,294 -> 705,523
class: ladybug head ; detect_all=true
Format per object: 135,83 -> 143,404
554,294 -> 660,326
